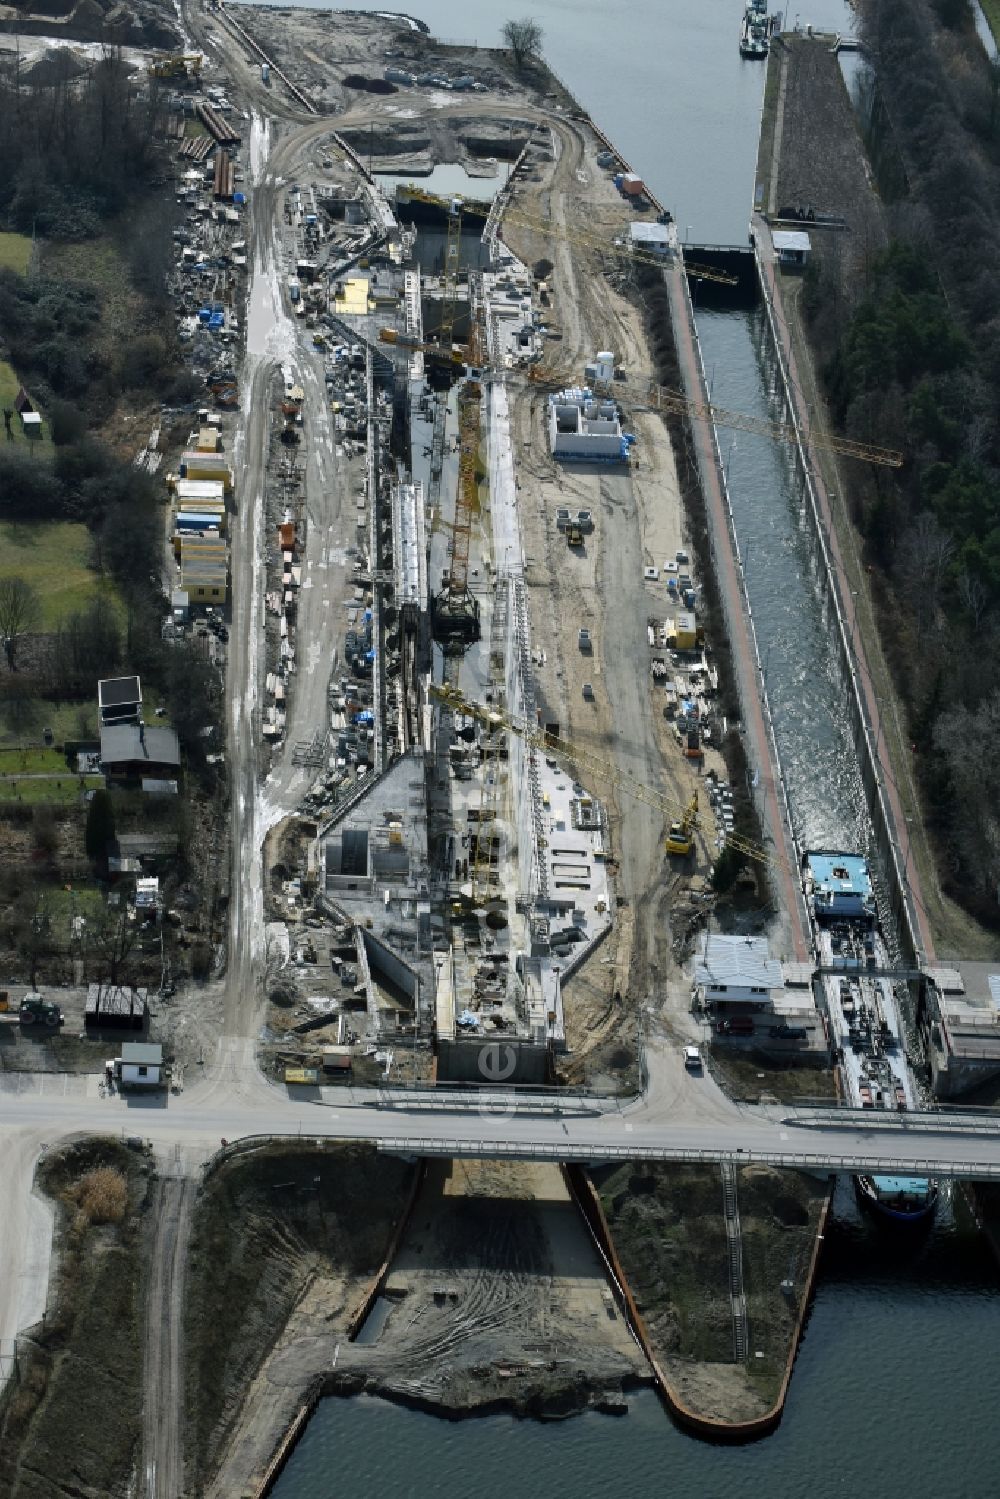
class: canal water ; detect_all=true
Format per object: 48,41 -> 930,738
269,0 -> 1000,1491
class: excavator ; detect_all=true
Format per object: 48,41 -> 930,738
430,684 -> 773,869
666,793 -> 698,857
149,53 -> 203,80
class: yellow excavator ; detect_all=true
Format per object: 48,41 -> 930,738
149,53 -> 203,80
430,685 -> 772,868
666,793 -> 698,856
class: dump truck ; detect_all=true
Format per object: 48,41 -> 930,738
0,992 -> 65,1028
284,1065 -> 320,1086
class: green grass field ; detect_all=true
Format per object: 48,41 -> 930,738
0,520 -> 120,630
981,0 -> 1000,46
0,700 -> 97,750
0,774 -> 103,805
43,882 -> 106,922
0,358 -> 53,455
0,747 -> 68,775
0,231 -> 32,274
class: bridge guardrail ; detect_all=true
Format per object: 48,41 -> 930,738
373,1135 -> 1000,1180
787,1107 -> 1000,1135
165,1128 -> 1000,1183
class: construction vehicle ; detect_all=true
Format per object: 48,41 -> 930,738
0,992 -> 65,1028
394,183 -> 738,287
430,684 -> 772,868
683,727 -> 704,762
666,793 -> 698,856
380,182 -> 903,470
149,53 -> 203,80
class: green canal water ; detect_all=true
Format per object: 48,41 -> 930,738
273,1188 -> 1000,1496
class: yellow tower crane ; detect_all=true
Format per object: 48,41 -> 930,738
394,182 -> 738,287
528,367 -> 904,469
429,684 -> 774,868
642,381 -> 904,469
385,183 -> 904,470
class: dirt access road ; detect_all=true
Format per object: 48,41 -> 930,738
142,1173 -> 197,1499
497,113 -> 711,1062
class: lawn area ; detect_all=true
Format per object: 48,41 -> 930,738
0,357 -> 53,456
0,699 -> 97,749
0,747 -> 68,775
43,882 -> 106,923
0,520 -> 121,630
0,231 -> 32,274
981,0 -> 1000,46
0,773 -> 103,805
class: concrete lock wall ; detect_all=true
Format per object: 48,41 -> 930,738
361,929 -> 419,1007
437,1036 -> 548,1085
749,248 -> 920,970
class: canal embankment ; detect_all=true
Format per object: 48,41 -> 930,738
0,1139 -> 151,1499
570,1161 -> 832,1436
750,31 -> 932,970
184,1141 -> 418,1498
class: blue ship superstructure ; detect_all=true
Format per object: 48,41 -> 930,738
803,850 -> 938,1226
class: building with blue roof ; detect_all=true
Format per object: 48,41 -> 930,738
804,850 -> 876,925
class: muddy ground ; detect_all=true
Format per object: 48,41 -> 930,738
593,1161 -> 830,1422
335,1159 -> 645,1410
233,6 -> 567,120
199,1156 -> 646,1494
185,1141 -> 416,1495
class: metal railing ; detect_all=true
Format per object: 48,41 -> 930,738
372,1135 -> 1000,1179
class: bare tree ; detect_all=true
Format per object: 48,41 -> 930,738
0,577 -> 41,671
502,17 -> 543,69
958,568 -> 989,632
90,907 -> 138,989
896,512 -> 953,639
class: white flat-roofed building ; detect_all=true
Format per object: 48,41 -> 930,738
548,388 -> 623,463
696,932 -> 784,1006
629,221 -> 677,256
772,229 -> 811,267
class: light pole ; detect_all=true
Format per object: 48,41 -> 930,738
847,587 -> 860,669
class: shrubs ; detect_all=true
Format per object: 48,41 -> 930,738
68,1166 -> 128,1226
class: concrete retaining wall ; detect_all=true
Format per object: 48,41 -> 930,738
749,233 -> 921,969
564,1162 -> 833,1439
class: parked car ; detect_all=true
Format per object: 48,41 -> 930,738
718,1015 -> 754,1036
578,628 -> 592,651
684,1045 -> 703,1071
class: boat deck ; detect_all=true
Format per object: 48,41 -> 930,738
815,926 -> 918,1112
